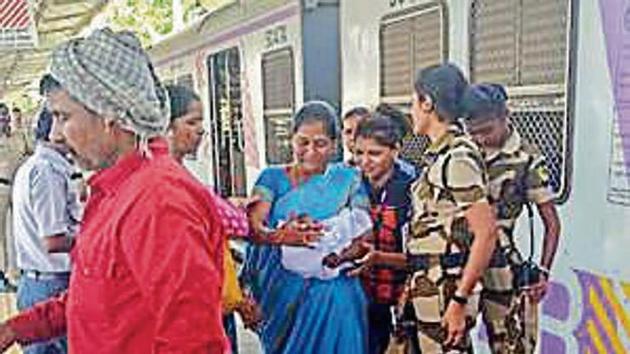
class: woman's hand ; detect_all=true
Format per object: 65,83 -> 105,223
235,295 -> 263,330
0,323 -> 17,352
324,238 -> 376,269
442,301 -> 467,348
527,277 -> 549,304
323,240 -> 372,269
273,214 -> 324,247
338,240 -> 372,262
322,253 -> 342,268
347,243 -> 378,276
228,195 -> 262,210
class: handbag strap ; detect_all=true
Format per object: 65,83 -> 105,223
517,155 -> 536,262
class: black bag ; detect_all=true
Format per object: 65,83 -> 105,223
512,258 -> 544,289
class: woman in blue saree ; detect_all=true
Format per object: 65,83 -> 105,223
243,101 -> 369,354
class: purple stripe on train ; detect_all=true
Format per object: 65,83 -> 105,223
601,0 -> 630,178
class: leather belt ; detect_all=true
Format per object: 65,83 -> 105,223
21,270 -> 70,281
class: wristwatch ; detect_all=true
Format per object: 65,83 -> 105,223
451,291 -> 468,305
539,266 -> 551,279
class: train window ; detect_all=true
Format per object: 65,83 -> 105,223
262,48 -> 295,164
379,2 -> 447,103
470,0 -> 575,201
379,2 -> 447,168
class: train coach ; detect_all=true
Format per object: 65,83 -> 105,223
149,1 -> 630,352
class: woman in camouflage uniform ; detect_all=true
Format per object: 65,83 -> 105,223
352,63 -> 498,353
461,83 -> 561,354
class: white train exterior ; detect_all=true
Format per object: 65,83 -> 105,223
150,0 -> 340,198
149,1 -> 630,352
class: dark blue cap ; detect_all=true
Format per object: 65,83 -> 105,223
414,63 -> 468,122
35,108 -> 53,141
461,83 -> 508,122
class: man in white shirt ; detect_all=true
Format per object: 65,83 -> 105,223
11,77 -> 81,353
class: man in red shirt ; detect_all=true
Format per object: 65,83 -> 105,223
0,28 -> 228,354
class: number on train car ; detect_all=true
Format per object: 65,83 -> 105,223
265,25 -> 288,49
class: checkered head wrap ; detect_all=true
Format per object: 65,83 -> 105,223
50,28 -> 169,153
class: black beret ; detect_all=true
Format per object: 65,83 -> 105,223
461,83 -> 508,122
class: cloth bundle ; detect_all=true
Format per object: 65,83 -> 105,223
281,207 -> 372,280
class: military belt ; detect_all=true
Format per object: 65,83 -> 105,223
408,251 -> 508,272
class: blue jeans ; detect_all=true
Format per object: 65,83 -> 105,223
17,274 -> 69,354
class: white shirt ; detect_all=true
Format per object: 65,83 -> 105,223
12,144 -> 81,272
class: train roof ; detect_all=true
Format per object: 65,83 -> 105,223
148,0 -> 296,64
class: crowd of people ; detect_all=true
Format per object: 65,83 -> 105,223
0,27 -> 561,354
0,104 -> 26,144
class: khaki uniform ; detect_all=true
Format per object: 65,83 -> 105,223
480,129 -> 553,354
0,127 -> 33,273
402,126 -> 487,353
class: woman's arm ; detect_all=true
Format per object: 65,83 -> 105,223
443,201 -> 497,347
345,245 -> 408,276
537,201 -> 560,274
247,200 -> 273,244
458,201 -> 497,296
247,200 -> 322,246
527,201 -> 561,303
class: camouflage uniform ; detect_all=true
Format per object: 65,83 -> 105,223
402,126 -> 487,353
480,128 -> 553,354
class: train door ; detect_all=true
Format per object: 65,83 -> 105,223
207,47 -> 247,197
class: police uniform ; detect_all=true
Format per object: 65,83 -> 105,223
480,128 -> 553,354
403,125 -> 488,353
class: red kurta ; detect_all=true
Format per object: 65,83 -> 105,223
8,139 -> 228,354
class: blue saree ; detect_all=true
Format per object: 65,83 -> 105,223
244,163 -> 369,354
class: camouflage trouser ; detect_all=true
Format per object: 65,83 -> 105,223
481,265 -> 538,354
402,264 -> 480,354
